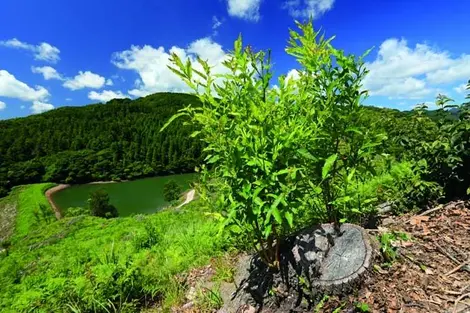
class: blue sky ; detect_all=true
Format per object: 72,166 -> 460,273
1,0 -> 470,119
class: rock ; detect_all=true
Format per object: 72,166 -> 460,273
186,286 -> 197,301
238,304 -> 256,313
377,202 -> 393,214
181,302 -> 194,310
381,217 -> 395,226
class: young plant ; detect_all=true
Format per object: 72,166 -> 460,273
161,20 -> 383,268
285,21 -> 386,231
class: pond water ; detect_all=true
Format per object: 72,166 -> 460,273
51,173 -> 196,216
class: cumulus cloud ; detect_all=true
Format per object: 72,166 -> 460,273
0,69 -> 50,101
0,38 -> 60,63
31,101 -> 54,114
0,100 -> 5,111
105,79 -> 113,86
31,66 -> 63,80
283,0 -> 335,19
88,90 -> 127,103
227,0 -> 262,21
363,38 -> 470,99
63,71 -> 106,90
112,37 -> 229,97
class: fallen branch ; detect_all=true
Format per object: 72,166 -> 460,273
453,293 -> 470,313
418,205 -> 444,217
446,260 -> 470,277
435,242 -> 461,265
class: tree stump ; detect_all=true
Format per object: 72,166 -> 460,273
291,223 -> 373,295
223,223 -> 375,312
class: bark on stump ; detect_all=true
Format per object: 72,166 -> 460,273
292,223 -> 373,296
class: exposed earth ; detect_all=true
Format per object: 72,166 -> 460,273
173,201 -> 470,313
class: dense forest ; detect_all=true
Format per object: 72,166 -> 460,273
0,93 -> 204,196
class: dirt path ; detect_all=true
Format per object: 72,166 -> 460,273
0,203 -> 17,241
45,184 -> 70,220
176,189 -> 196,209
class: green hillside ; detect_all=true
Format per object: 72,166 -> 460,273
0,93 -> 203,196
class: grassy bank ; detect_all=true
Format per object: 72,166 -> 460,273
0,184 -> 227,312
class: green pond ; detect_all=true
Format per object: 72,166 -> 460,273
52,173 -> 196,216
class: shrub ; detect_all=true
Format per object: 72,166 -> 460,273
88,189 -> 118,218
162,20 -> 385,268
163,179 -> 182,202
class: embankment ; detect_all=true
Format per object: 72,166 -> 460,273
45,184 -> 70,219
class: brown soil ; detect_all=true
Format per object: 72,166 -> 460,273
171,201 -> 470,313
45,184 -> 69,220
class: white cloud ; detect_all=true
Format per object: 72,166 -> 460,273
212,16 -> 223,30
65,98 -> 72,101
20,105 -> 25,110
363,38 -> 470,99
105,79 -> 113,86
212,16 -> 223,36
227,0 -> 262,21
283,0 -> 335,19
112,37 -> 229,97
88,90 -> 127,103
426,55 -> 470,84
31,101 -> 54,114
454,83 -> 468,94
31,66 -> 63,80
0,38 -> 60,63
0,69 -> 50,101
0,101 -> 5,111
285,69 -> 300,82
63,71 -> 106,90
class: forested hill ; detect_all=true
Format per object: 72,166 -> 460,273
0,93 -> 203,196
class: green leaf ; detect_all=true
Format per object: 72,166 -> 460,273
207,155 -> 220,164
271,207 -> 282,224
347,168 -> 356,182
285,211 -> 293,228
467,187 -> 470,195
322,154 -> 338,179
160,112 -> 188,132
297,148 -> 316,160
264,224 -> 272,239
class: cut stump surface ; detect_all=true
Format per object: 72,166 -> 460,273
292,223 -> 373,294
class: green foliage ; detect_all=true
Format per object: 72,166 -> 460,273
350,161 -> 442,215
163,20 -> 385,268
355,302 -> 371,312
393,82 -> 470,199
64,206 -> 89,217
377,231 -> 410,266
13,183 -> 56,240
195,287 -> 223,311
314,295 -> 330,313
163,179 -> 182,202
0,93 -> 204,194
0,185 -> 226,312
88,189 -> 119,218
